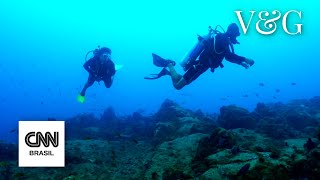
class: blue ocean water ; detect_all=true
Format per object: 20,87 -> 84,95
0,0 -> 318,143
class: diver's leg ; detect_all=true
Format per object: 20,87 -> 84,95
177,63 -> 209,90
167,63 -> 187,90
103,77 -> 112,88
80,75 -> 95,96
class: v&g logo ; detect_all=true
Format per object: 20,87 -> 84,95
235,10 -> 303,35
19,121 -> 65,167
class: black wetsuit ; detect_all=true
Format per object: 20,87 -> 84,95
183,33 -> 246,84
83,56 -> 116,88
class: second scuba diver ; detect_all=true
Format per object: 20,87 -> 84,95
145,23 -> 254,90
78,47 -> 116,103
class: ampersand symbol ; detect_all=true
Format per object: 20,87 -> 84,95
256,10 -> 281,35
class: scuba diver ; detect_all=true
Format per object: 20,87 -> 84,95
78,47 -> 116,103
145,23 -> 255,90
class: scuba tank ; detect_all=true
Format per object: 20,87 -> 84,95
180,25 -> 225,71
85,46 -> 100,61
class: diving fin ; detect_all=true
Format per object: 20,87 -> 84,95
115,64 -> 123,71
152,53 -> 176,67
77,94 -> 86,103
144,68 -> 170,80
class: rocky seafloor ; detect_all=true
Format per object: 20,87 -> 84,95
1,96 -> 320,179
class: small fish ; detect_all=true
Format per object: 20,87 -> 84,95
291,82 -> 297,86
275,89 -> 280,93
115,133 -> 122,138
243,94 -> 249,98
10,129 -> 16,133
237,163 -> 250,176
258,83 -> 265,87
255,93 -> 259,97
220,97 -> 227,101
132,139 -> 139,144
273,96 -> 277,99
116,133 -> 132,139
41,101 -> 44,105
83,136 -> 92,140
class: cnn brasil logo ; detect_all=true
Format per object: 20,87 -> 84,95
235,10 -> 302,35
19,121 -> 65,167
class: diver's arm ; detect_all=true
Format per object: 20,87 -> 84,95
83,59 -> 94,74
225,50 -> 254,68
110,61 -> 116,76
224,49 -> 246,65
109,63 -> 116,86
110,76 -> 114,86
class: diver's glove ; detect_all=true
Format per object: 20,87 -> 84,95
245,58 -> 254,66
240,62 -> 250,69
241,58 -> 254,69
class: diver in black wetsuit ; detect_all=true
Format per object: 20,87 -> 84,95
145,23 -> 254,90
79,47 -> 115,98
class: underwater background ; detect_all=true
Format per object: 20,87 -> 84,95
0,0 -> 320,179
0,0 -> 318,142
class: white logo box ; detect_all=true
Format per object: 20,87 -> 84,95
19,121 -> 65,167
